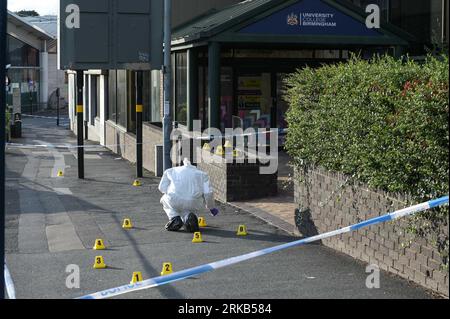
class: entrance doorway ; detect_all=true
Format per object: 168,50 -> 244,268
235,72 -> 272,130
233,70 -> 289,146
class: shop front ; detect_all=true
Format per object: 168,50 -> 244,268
170,0 -> 411,138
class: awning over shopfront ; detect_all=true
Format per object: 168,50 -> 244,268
172,0 -> 412,48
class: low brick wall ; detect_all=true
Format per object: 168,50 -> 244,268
294,166 -> 449,296
198,151 -> 278,202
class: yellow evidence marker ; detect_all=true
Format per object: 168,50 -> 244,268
133,180 -> 142,187
130,272 -> 143,284
122,218 -> 133,229
161,263 -> 173,276
237,225 -> 248,236
93,256 -> 107,269
215,146 -> 225,156
192,232 -> 203,243
57,170 -> 64,177
198,217 -> 207,228
93,239 -> 106,250
202,143 -> 211,151
224,140 -> 233,148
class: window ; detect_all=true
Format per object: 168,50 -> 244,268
150,70 -> 161,122
108,70 -> 117,123
221,67 -> 233,130
90,75 -> 99,125
7,35 -> 39,67
142,71 -> 151,123
174,52 -> 188,126
127,71 -> 137,133
84,74 -> 89,123
108,70 -> 154,131
198,65 -> 208,130
117,70 -> 127,128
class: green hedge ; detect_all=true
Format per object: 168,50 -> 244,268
5,110 -> 11,137
285,55 -> 449,262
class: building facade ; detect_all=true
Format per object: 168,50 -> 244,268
6,11 -> 55,114
66,0 -> 449,177
23,15 -> 69,109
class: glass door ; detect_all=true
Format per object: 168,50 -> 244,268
276,73 -> 289,146
236,72 -> 272,130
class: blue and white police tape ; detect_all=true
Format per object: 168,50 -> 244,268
6,142 -> 112,150
76,196 -> 449,300
5,128 -> 289,150
4,262 -> 16,299
186,128 -> 289,141
21,114 -> 70,121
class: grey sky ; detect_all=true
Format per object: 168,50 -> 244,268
7,0 -> 58,15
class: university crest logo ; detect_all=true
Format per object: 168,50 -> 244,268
287,13 -> 300,26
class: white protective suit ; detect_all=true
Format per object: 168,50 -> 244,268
158,159 -> 215,222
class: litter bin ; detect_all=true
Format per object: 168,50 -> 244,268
11,113 -> 22,138
155,145 -> 164,177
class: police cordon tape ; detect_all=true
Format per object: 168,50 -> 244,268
5,128 -> 289,150
184,128 -> 289,141
21,114 -> 70,121
4,262 -> 16,299
6,142 -> 124,150
76,196 -> 449,300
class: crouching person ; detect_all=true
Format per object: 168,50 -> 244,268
158,158 -> 219,233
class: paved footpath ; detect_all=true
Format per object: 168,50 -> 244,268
4,116 -> 434,299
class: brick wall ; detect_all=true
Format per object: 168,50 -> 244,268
294,166 -> 449,296
198,150 -> 278,202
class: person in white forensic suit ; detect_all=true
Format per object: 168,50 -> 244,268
158,158 -> 219,232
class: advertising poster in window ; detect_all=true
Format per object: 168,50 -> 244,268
238,76 -> 262,110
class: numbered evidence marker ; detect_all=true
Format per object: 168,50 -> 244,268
198,217 -> 207,228
122,218 -> 133,229
93,256 -> 107,269
237,225 -> 248,236
130,272 -> 143,284
161,263 -> 173,276
133,180 -> 142,187
202,143 -> 211,151
215,146 -> 225,156
93,239 -> 106,250
192,232 -> 203,243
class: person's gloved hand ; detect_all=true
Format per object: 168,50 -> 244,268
210,208 -> 219,217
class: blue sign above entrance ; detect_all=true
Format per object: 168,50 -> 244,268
239,0 -> 381,37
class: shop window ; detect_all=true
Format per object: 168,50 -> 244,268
89,75 -> 99,125
6,67 -> 40,114
150,70 -> 161,122
107,70 -> 117,123
126,71 -> 155,132
314,50 -> 340,59
175,52 -> 188,126
116,70 -> 127,128
127,71 -> 136,133
237,72 -> 272,130
84,75 -> 89,124
198,66 -> 208,130
221,67 -> 233,130
7,35 -> 39,67
142,71 -> 151,122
